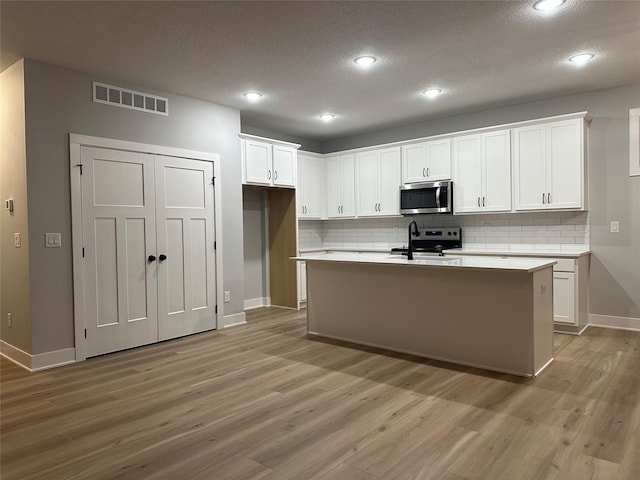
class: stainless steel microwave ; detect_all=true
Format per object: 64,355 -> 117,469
400,180 -> 453,215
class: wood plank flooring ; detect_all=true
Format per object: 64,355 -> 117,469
1,307 -> 639,480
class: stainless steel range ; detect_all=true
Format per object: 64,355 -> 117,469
390,226 -> 462,257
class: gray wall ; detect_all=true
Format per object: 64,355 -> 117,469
242,187 -> 268,302
22,59 -> 245,354
0,60 -> 32,353
320,83 -> 640,319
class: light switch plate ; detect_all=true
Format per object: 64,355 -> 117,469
14,233 -> 21,248
610,221 -> 620,233
45,232 -> 62,248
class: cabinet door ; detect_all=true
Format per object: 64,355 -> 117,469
340,154 -> 356,217
272,145 -> 296,187
452,134 -> 482,213
553,272 -> 576,325
378,148 -> 401,215
244,140 -> 272,185
426,139 -> 451,180
482,130 -> 511,212
356,151 -> 379,217
303,156 -> 324,218
513,125 -> 546,210
326,156 -> 342,217
547,119 -> 583,209
402,144 -> 426,183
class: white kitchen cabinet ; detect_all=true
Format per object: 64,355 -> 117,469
452,129 -> 511,214
553,271 -> 575,325
402,138 -> 451,184
356,147 -> 401,217
241,134 -> 300,188
326,154 -> 355,218
513,118 -> 587,211
297,154 -> 325,218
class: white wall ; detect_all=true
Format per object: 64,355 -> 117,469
20,59 -> 245,355
242,188 -> 268,303
0,60 -> 32,353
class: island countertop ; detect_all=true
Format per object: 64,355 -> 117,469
293,252 -> 556,273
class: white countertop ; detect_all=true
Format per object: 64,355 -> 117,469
293,252 -> 556,273
444,245 -> 590,258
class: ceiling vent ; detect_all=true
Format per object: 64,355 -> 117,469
92,81 -> 168,116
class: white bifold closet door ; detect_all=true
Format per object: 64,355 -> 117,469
81,147 -> 216,357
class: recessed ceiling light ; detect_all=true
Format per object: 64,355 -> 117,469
319,113 -> 335,122
354,56 -> 377,67
422,88 -> 442,98
243,91 -> 263,101
533,0 -> 566,11
569,53 -> 595,65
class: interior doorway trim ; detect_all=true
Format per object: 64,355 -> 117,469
69,133 -> 224,361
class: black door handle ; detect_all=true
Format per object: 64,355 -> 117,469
148,255 -> 156,262
159,254 -> 167,261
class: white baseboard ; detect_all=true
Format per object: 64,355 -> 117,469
221,312 -> 247,328
1,341 -> 76,372
244,297 -> 271,310
589,314 -> 640,332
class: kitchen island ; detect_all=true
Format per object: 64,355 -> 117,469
294,252 -> 556,377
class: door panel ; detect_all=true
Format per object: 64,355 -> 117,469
426,139 -> 451,180
356,151 -> 378,216
402,144 -> 425,183
165,218 -> 186,314
378,148 -> 401,215
95,218 -> 119,326
548,120 -> 582,209
513,126 -> 546,210
273,146 -> 296,186
81,147 -> 158,357
482,130 -> 511,212
452,135 -> 482,213
155,155 -> 216,341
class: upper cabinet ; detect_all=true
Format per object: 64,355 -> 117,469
452,130 -> 511,214
297,154 -> 325,219
326,154 -> 355,218
513,117 -> 588,211
356,147 -> 401,217
402,138 -> 451,184
240,134 -> 300,188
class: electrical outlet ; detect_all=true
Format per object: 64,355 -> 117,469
14,233 -> 21,248
610,221 -> 620,233
7,313 -> 12,328
224,291 -> 231,303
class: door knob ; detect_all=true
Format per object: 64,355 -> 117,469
159,254 -> 167,261
148,255 -> 156,262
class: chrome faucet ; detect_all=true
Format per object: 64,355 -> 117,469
407,220 -> 420,260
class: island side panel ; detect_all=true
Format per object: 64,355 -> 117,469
306,261 -> 551,377
532,267 -> 554,374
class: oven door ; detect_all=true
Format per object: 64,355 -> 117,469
400,181 -> 452,214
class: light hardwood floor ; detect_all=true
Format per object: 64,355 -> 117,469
1,307 -> 639,480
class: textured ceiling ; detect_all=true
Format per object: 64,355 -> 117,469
2,1 -> 639,141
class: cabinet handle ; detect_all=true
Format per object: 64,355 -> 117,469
305,206 -> 307,214
427,167 -> 430,177
268,170 -> 271,179
274,170 -> 278,181
148,255 -> 156,262
422,167 -> 426,177
159,254 -> 167,261
547,193 -> 551,204
477,197 -> 481,207
482,197 -> 485,207
542,193 -> 546,204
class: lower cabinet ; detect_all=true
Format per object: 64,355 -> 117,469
551,256 -> 589,334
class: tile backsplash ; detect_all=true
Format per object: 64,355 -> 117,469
299,211 -> 589,250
